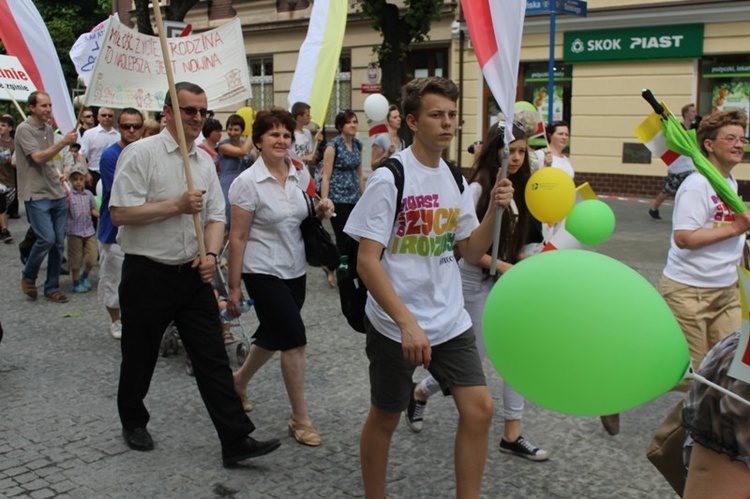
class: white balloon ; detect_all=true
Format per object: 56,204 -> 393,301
363,94 -> 389,122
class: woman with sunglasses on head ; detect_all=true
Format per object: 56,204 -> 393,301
227,109 -> 333,446
198,118 -> 222,176
320,110 -> 365,286
536,120 -> 574,179
404,121 -> 550,462
218,114 -> 258,228
371,105 -> 405,170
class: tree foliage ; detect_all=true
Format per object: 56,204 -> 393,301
358,0 -> 444,106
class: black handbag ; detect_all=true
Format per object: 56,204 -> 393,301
299,191 -> 339,268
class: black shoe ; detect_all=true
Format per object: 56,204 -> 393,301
404,383 -> 427,433
499,436 -> 550,461
222,437 -> 281,467
600,414 -> 620,436
648,208 -> 661,220
9,213 -> 20,219
123,427 -> 154,451
60,265 -> 70,276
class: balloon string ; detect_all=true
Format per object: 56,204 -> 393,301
686,372 -> 750,408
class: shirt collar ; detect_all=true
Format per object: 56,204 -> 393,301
158,128 -> 197,156
254,156 -> 299,183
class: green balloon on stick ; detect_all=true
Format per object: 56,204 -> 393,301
483,250 -> 690,416
565,200 -> 616,246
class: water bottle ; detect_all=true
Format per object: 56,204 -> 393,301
335,255 -> 349,284
220,299 -> 254,323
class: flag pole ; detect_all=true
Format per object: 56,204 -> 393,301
489,144 -> 509,276
152,2 -> 207,262
5,88 -> 27,120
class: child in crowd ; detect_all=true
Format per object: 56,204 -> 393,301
66,165 -> 99,293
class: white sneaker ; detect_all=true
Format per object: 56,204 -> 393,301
110,320 -> 122,339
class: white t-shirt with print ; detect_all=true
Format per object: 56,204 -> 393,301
663,172 -> 744,288
344,147 -> 478,346
292,128 -> 313,163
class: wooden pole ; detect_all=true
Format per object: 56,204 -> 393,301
152,2 -> 207,261
5,88 -> 27,120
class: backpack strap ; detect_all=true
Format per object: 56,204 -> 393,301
445,160 -> 465,194
380,158 -> 405,226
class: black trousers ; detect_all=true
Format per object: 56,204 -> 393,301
117,255 -> 255,445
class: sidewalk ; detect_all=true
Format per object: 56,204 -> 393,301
0,198 -> 681,498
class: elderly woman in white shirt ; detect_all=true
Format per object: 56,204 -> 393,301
227,109 -> 333,447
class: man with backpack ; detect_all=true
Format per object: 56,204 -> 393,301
344,77 -> 514,498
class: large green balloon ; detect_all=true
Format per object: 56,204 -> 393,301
565,200 -> 616,246
483,250 -> 689,416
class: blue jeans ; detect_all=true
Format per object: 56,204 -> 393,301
23,197 -> 68,295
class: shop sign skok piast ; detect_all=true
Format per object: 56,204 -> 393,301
563,24 -> 704,63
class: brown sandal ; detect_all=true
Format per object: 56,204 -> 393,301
288,418 -> 321,446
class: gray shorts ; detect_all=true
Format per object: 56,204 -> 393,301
364,317 -> 486,413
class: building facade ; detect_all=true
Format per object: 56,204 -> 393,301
117,0 -> 750,197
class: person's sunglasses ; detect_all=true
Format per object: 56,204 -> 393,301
179,106 -> 209,118
82,114 -> 93,119
99,113 -> 114,118
120,123 -> 143,130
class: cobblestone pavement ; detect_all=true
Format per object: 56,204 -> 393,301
1,199 -> 682,498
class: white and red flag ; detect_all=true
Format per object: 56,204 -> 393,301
0,0 -> 76,131
461,0 -> 526,144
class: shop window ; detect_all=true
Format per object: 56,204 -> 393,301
248,56 -> 274,110
700,57 -> 750,159
481,63 -> 572,149
323,52 -> 352,128
521,63 -> 572,148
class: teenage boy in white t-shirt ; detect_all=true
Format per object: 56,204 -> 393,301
660,109 -> 750,382
344,77 -> 514,499
290,101 -> 323,167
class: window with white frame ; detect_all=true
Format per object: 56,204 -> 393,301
324,52 -> 351,128
248,56 -> 274,111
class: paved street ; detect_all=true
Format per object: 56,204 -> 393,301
1,197 -> 683,498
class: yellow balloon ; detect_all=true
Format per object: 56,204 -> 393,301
236,106 -> 255,136
525,168 -> 576,224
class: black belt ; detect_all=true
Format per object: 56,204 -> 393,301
126,254 -> 196,273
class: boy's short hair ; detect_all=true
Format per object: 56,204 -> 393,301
70,143 -> 81,152
291,102 -> 311,119
401,78 -> 459,119
681,103 -> 695,118
697,109 -> 747,156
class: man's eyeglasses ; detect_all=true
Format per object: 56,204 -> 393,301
120,123 -> 143,131
82,114 -> 93,119
99,113 -> 114,118
716,135 -> 749,146
179,106 -> 209,118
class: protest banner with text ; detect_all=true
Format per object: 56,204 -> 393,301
0,54 -> 37,102
84,17 -> 250,111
